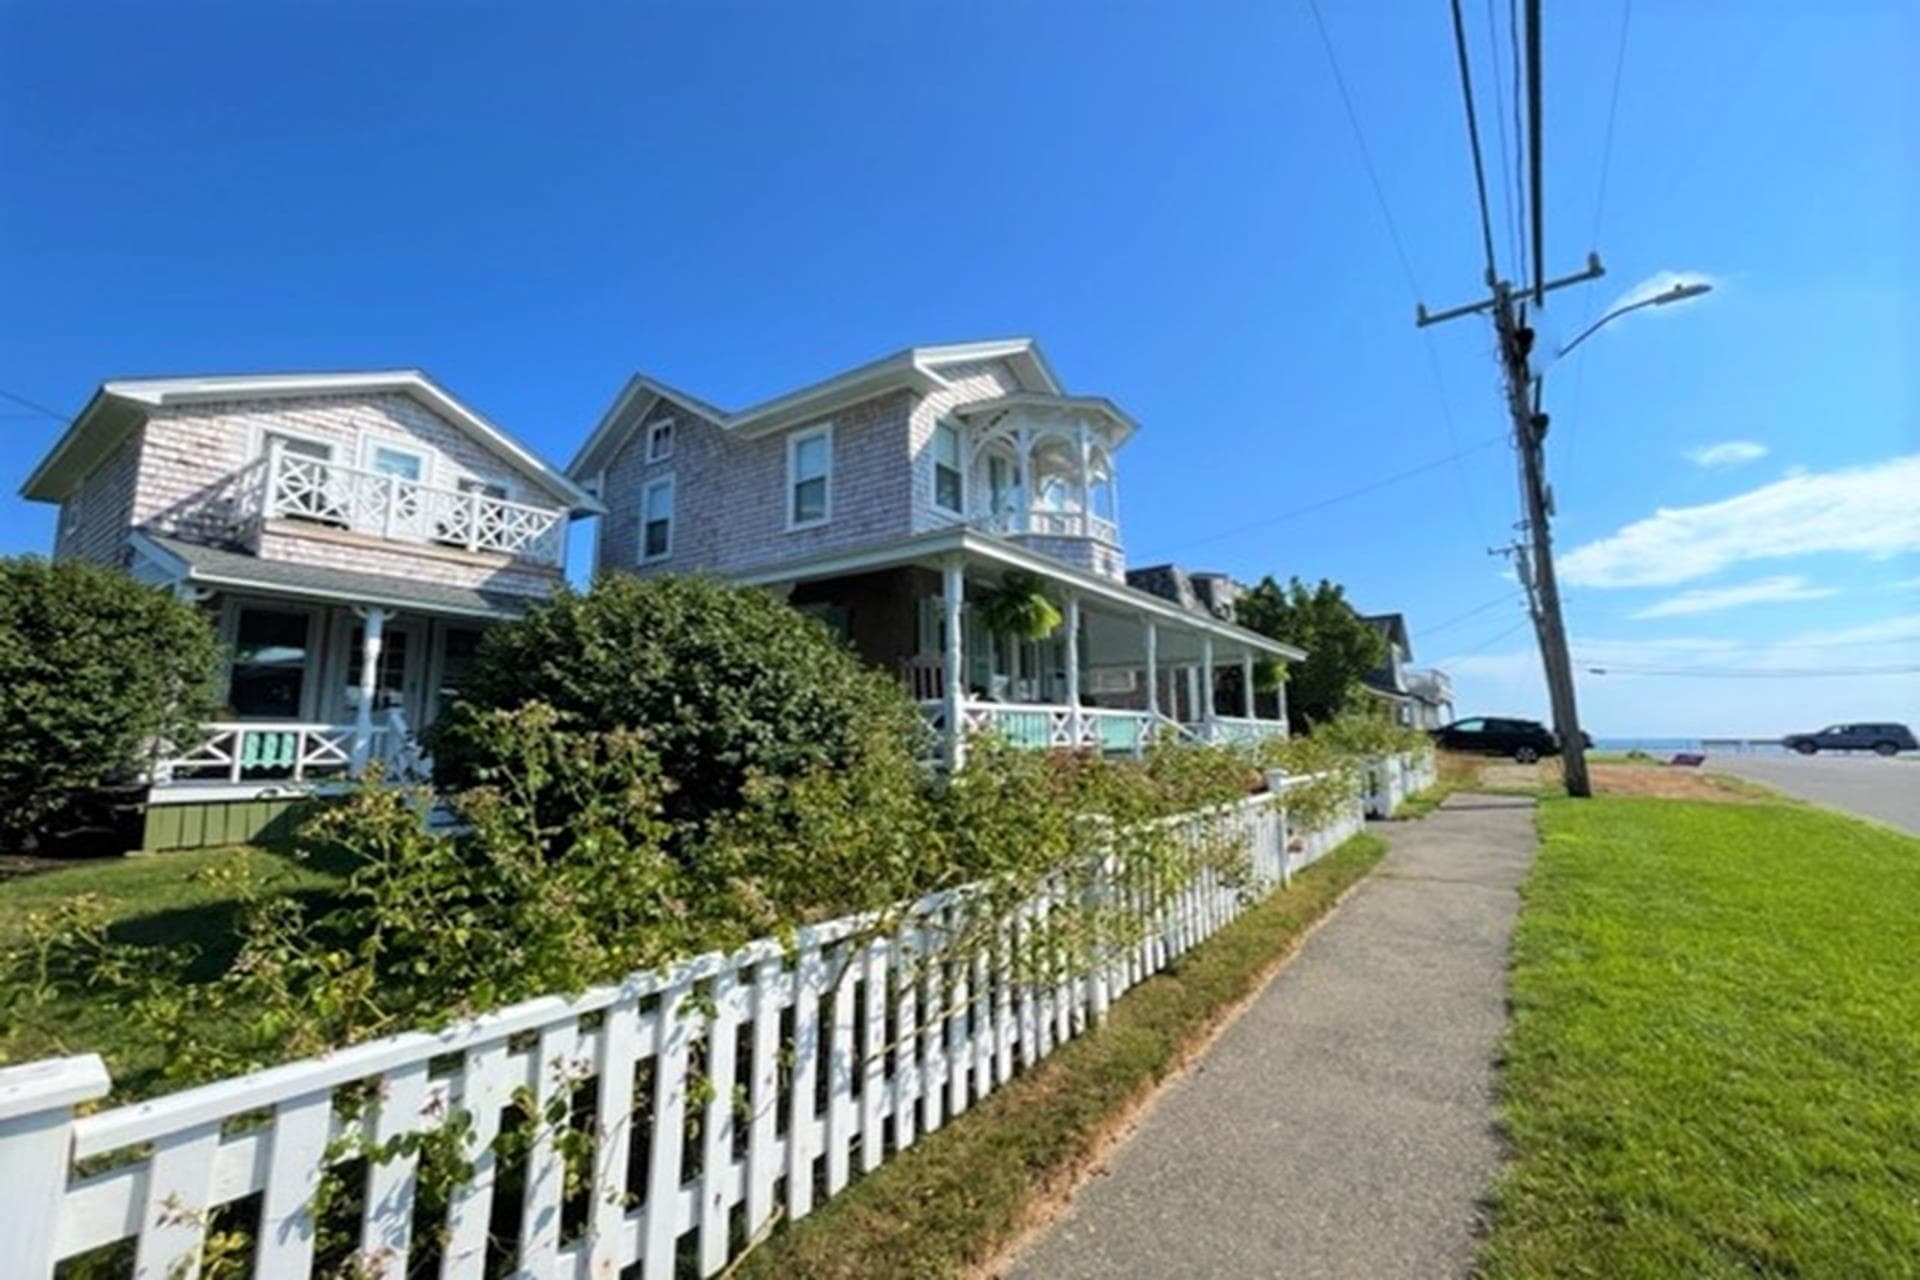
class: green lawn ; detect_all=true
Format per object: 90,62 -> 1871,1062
1481,797 -> 1920,1278
0,845 -> 351,1095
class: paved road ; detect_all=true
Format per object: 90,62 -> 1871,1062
1707,754 -> 1920,834
1005,794 -> 1538,1280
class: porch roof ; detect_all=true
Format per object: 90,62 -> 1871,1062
130,533 -> 537,620
733,527 -> 1307,661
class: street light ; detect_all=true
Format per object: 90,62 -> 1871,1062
1555,281 -> 1714,359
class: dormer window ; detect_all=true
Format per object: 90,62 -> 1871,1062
934,422 -> 964,514
787,425 -> 832,529
646,419 -> 674,462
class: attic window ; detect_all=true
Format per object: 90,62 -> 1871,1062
646,419 -> 674,462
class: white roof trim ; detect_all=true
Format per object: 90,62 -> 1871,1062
731,527 -> 1305,660
24,371 -> 602,514
567,338 -> 1070,479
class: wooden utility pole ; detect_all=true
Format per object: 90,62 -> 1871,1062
1418,256 -> 1602,797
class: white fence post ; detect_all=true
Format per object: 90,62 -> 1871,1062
0,1054 -> 110,1277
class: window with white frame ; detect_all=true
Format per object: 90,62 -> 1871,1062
787,425 -> 831,528
933,422 -> 964,514
641,476 -> 674,560
646,419 -> 675,462
369,444 -> 426,484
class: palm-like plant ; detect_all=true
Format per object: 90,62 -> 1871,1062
977,571 -> 1064,641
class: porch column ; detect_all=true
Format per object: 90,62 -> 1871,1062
942,557 -> 966,770
350,605 -> 391,776
1241,650 -> 1255,719
1074,418 -> 1093,531
1200,634 -> 1216,739
1064,593 -> 1082,747
1141,617 -> 1158,758
1276,672 -> 1290,733
1016,423 -> 1033,532
1185,666 -> 1201,728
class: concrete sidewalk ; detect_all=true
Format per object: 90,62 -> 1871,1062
1005,793 -> 1538,1280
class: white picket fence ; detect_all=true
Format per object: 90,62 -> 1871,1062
0,775 -> 1367,1280
1363,750 -> 1438,819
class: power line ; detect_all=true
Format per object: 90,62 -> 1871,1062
1446,0 -> 1501,281
0,388 -> 69,422
1415,589 -> 1527,640
1565,0 -> 1633,464
1432,616 -> 1533,667
1483,0 -> 1524,281
1300,0 -> 1499,546
1138,434 -> 1505,558
1303,0 -> 1425,297
1524,0 -> 1546,307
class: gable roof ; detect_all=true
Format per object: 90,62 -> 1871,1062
20,370 -> 602,513
1361,612 -> 1411,656
567,338 -> 1065,479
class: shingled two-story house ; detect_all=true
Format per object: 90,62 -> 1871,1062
568,339 -> 1299,765
20,372 -> 600,847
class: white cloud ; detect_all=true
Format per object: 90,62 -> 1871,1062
1630,575 -> 1837,619
1685,440 -> 1768,468
1607,268 -> 1721,314
1560,454 -> 1920,587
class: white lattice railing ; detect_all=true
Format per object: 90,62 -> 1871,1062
153,713 -> 431,788
154,722 -> 366,785
972,509 -> 1121,547
0,778 -> 1365,1280
260,450 -> 566,567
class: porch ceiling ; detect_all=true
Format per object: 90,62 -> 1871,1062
133,533 -> 535,620
734,527 -> 1304,662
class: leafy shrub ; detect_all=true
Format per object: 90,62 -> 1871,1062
431,574 -> 924,844
0,556 -> 219,848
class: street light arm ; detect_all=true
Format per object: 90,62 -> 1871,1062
1554,281 -> 1713,358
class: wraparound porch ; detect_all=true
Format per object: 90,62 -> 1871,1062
740,527 -> 1301,767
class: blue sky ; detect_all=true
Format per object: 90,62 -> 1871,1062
2,2 -> 1913,736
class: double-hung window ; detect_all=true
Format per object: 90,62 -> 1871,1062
933,422 -> 964,514
641,476 -> 674,560
787,425 -> 831,529
646,419 -> 675,462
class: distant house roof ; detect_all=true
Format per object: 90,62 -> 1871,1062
1126,564 -> 1249,620
20,370 -> 602,514
131,533 -> 540,620
1360,612 -> 1411,657
567,338 -> 1071,478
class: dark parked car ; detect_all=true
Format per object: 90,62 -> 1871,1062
1430,716 -> 1578,763
1780,723 -> 1916,757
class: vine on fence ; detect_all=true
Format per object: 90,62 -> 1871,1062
1,703 -> 1408,1278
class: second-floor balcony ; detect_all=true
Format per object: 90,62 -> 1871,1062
973,507 -> 1120,547
950,393 -> 1131,579
245,447 -> 567,568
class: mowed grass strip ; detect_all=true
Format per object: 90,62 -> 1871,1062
1481,797 -> 1920,1278
738,834 -> 1387,1280
0,845 -> 350,1092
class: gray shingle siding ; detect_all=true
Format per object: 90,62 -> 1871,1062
56,431 -> 143,567
598,390 -> 917,578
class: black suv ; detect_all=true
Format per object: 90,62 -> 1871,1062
1780,723 -> 1917,757
1431,716 -> 1563,763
